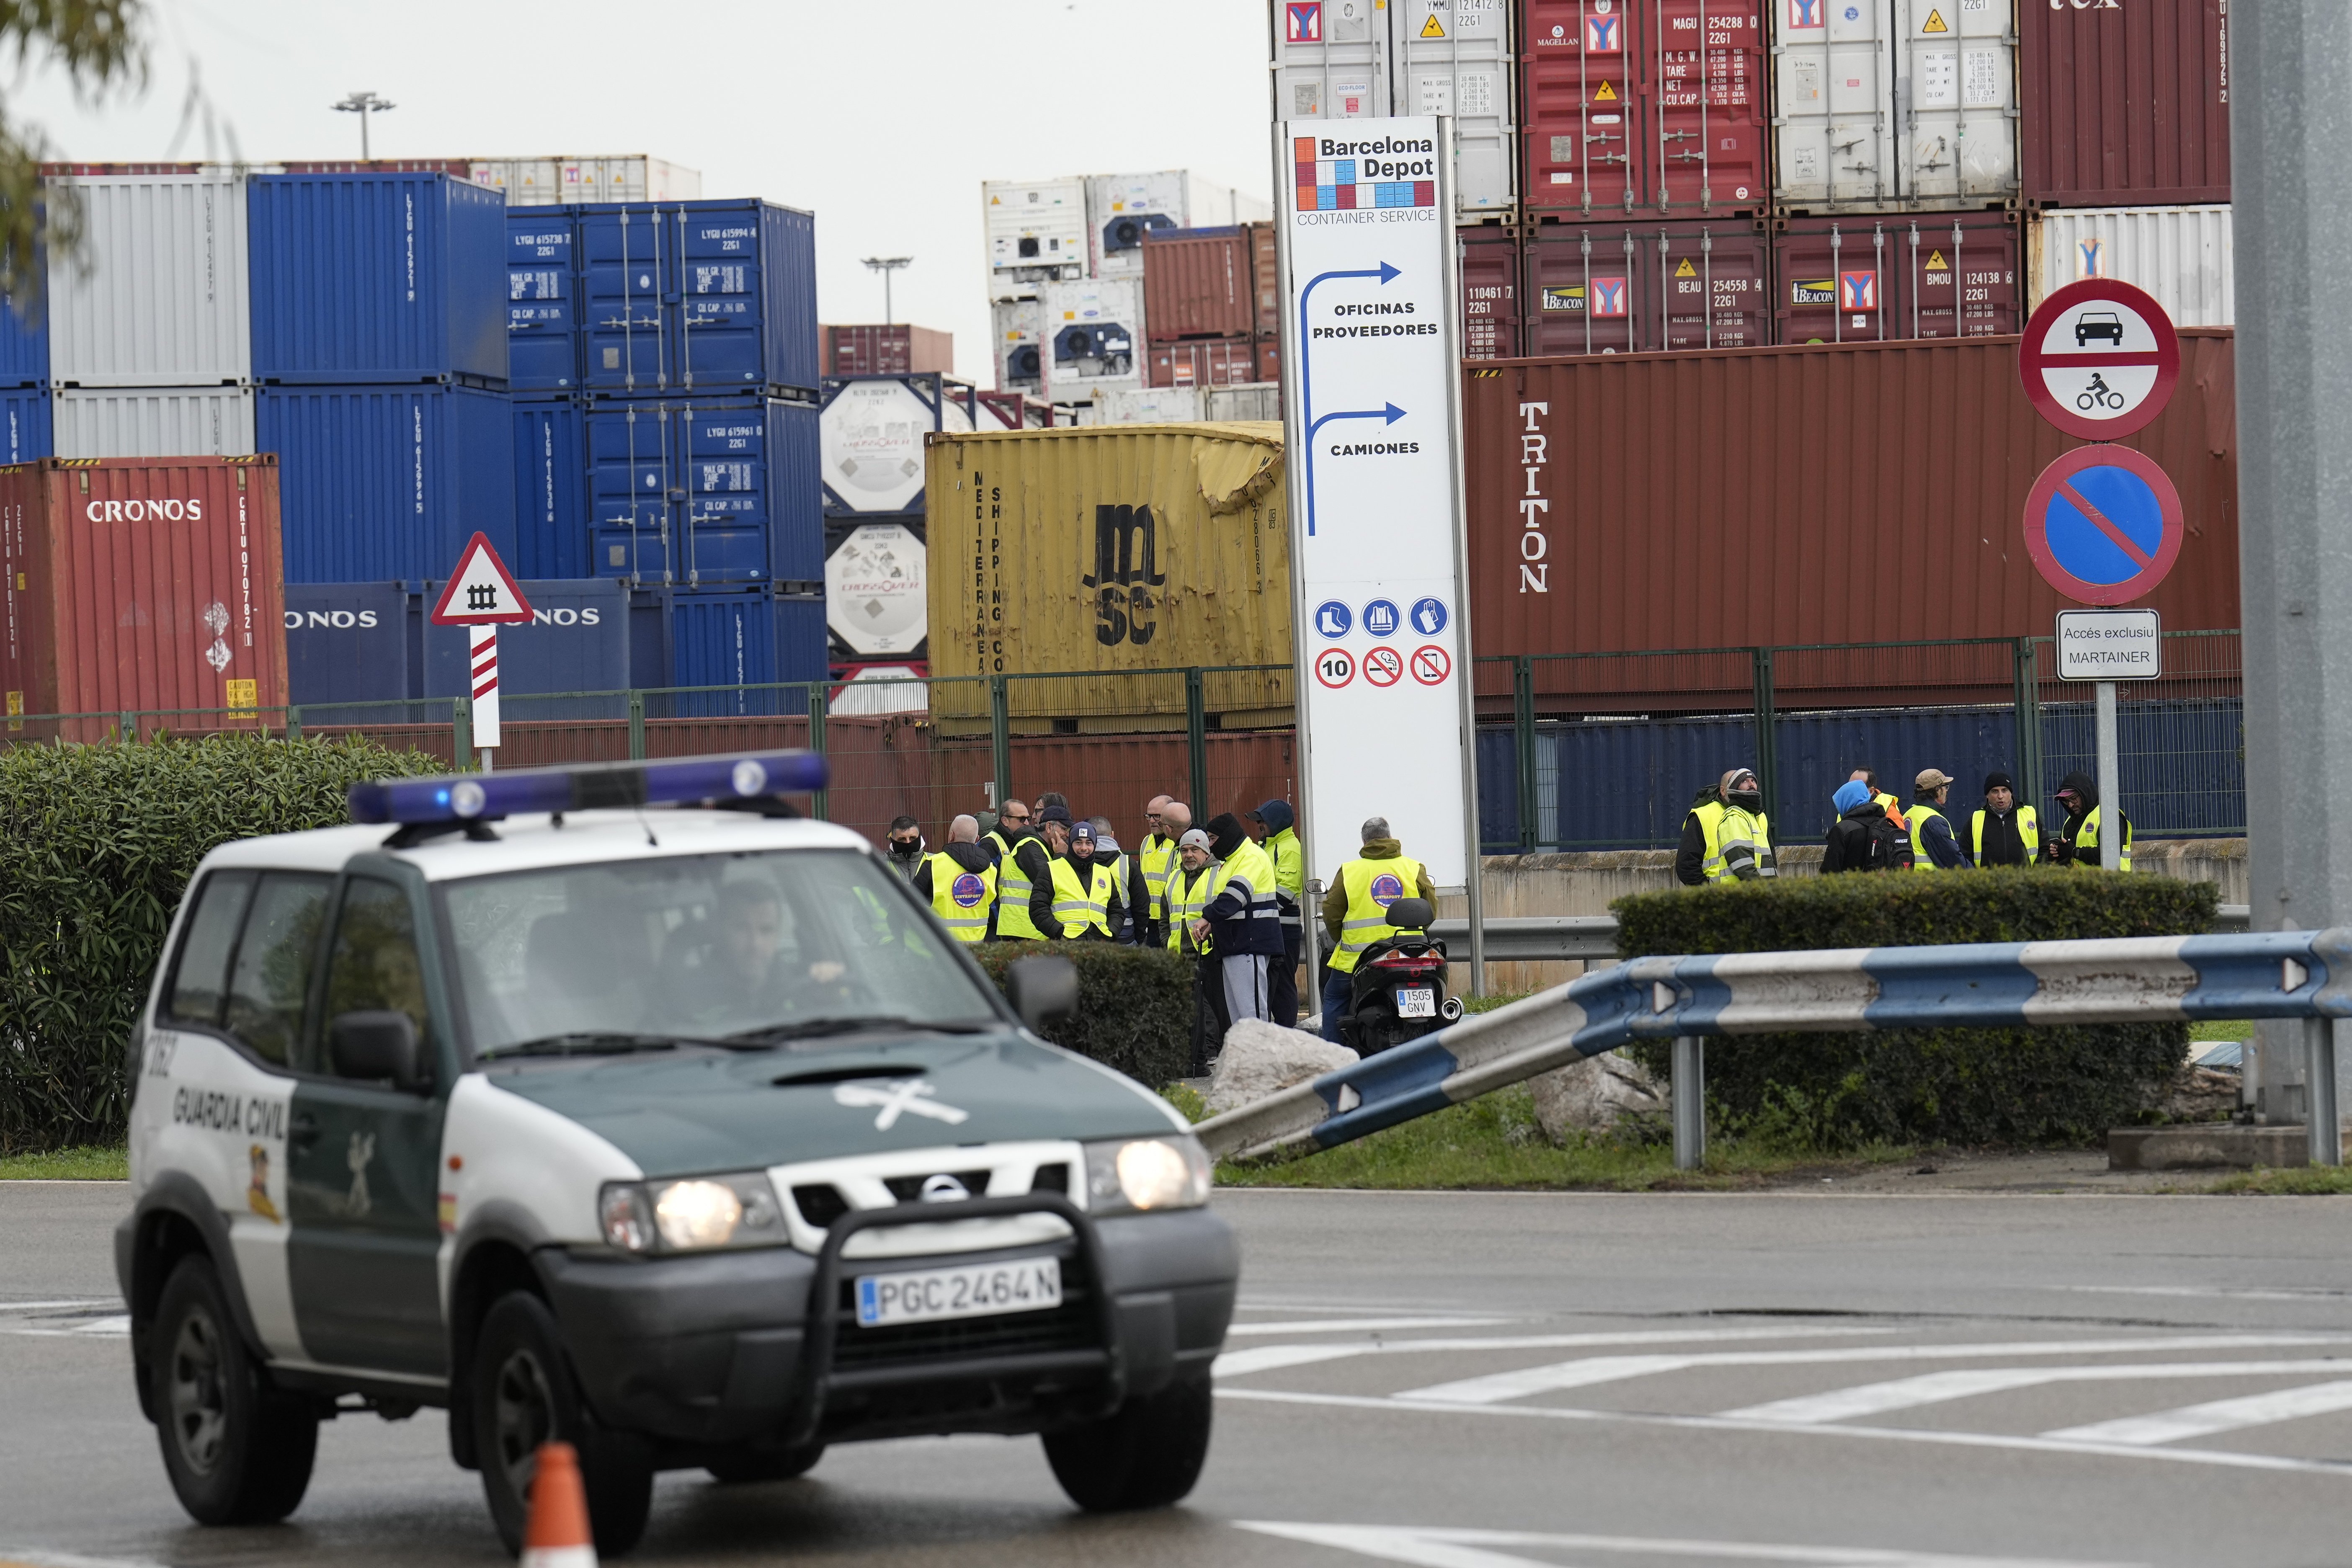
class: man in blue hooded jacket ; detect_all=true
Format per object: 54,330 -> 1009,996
1245,799 -> 1305,1024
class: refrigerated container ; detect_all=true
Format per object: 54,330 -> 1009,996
824,324 -> 954,377
1085,170 -> 1272,279
993,297 -> 1043,391
466,156 -> 701,206
0,389 -> 52,462
508,208 -> 579,392
1039,276 -> 1143,391
248,172 -> 507,385
45,173 -> 250,387
1772,0 -> 2019,214
52,385 -> 255,457
1459,227 -> 1522,361
577,199 -> 819,396
983,177 -> 1088,289
1097,385 -> 1206,424
2025,204 -> 2232,328
1146,336 -> 1259,388
586,395 -> 820,585
2019,0 -> 2228,207
2,456 -> 286,732
1142,226 -> 1257,342
825,519 -> 927,660
259,383 -> 516,584
513,396 -> 590,579
1274,0 -> 1516,217
819,374 -> 975,516
1523,221 -> 1770,356
1772,213 -> 2020,344
1521,0 -> 1769,218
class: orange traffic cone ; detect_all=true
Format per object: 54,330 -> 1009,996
521,1441 -> 599,1568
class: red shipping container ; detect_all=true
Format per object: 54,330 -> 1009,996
1147,337 -> 1258,389
1142,227 -> 1256,343
824,324 -> 954,377
1524,221 -> 1770,356
1522,0 -> 1769,218
2020,0 -> 2230,207
1772,214 -> 2021,346
1461,332 -> 2239,700
1254,333 -> 1281,385
1460,229 -> 1524,361
3,456 -> 288,740
1250,222 -> 1279,337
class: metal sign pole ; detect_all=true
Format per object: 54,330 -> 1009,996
2094,678 -> 2118,869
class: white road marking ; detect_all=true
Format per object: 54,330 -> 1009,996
1235,1522 -> 2143,1568
1215,1326 -> 1897,1380
1723,1361 -> 2352,1424
1215,1386 -> 2352,1476
0,1300 -> 117,1315
1394,1335 -> 2352,1406
2047,1284 -> 2352,1303
2043,1379 -> 2352,1446
0,1549 -> 170,1568
1226,1317 -> 1513,1337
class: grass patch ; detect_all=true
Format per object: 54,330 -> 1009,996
2190,1019 -> 2254,1042
0,1144 -> 128,1180
1459,990 -> 1537,1014
1212,1084 -> 1914,1193
2197,1165 -> 2352,1195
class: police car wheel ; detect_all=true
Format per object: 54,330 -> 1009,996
1040,1370 -> 1213,1512
471,1291 -> 654,1558
704,1442 -> 824,1484
151,1255 -> 317,1525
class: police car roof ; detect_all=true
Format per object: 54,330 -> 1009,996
198,811 -> 875,882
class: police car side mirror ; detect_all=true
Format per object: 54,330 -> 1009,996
1005,956 -> 1078,1034
330,1011 -> 427,1091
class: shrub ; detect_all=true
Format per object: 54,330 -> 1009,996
971,941 -> 1194,1089
1612,868 -> 2214,1149
0,734 -> 446,1153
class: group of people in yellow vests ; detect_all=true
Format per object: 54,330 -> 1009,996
1675,763 -> 2133,883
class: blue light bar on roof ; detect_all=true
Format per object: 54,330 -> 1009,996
347,751 -> 830,826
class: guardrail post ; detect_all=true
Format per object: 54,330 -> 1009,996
284,706 -> 302,743
119,710 -> 135,745
990,673 -> 1012,809
1672,1036 -> 1706,1170
627,689 -> 646,761
1185,667 -> 1208,820
1751,649 -> 1778,830
2014,636 -> 2044,802
2309,1017 -> 2342,1167
1514,654 -> 1536,851
806,686 -> 829,822
453,697 -> 472,770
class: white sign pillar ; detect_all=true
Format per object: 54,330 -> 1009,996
469,623 -> 502,755
1276,116 -> 1483,985
429,531 -> 534,771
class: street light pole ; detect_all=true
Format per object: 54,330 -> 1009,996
331,91 -> 396,159
860,255 -> 913,326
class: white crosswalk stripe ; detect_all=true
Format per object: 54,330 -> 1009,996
1721,1361 -> 2352,1425
1215,1326 -> 1895,1380
2043,1379 -> 2352,1446
1225,1316 -> 1511,1337
1235,1521 -> 2146,1568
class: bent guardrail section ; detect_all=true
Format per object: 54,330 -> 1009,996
1196,929 -> 2352,1168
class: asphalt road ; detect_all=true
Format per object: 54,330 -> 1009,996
8,1181 -> 2352,1568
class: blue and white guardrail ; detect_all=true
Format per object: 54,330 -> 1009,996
1194,931 -> 2352,1163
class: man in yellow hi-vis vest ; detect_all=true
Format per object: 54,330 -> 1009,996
2047,771 -> 2133,871
1132,795 -> 1181,947
909,815 -> 997,943
1673,768 -> 1777,886
1168,828 -> 1224,1072
990,802 -> 1059,941
1907,769 -> 1968,871
1317,814 -> 1439,1044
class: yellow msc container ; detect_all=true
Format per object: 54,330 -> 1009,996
926,421 -> 1293,730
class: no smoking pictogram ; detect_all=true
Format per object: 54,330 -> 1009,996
1409,644 -> 1451,685
1364,647 -> 1404,687
1315,648 -> 1356,689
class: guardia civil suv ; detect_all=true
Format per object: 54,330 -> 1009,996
118,751 -> 1236,1557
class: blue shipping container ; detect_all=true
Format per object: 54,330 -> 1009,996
261,383 -> 517,584
665,586 -> 827,714
513,397 -> 589,578
0,387 -> 52,462
282,581 -> 416,711
507,209 -> 578,392
586,396 -> 820,585
0,293 -> 46,387
577,199 -> 817,396
249,173 -> 508,385
424,578 -> 629,720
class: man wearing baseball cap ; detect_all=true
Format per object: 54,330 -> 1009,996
1908,768 -> 1970,871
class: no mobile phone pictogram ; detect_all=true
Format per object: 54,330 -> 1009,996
1315,648 -> 1356,689
1409,645 -> 1451,685
1364,647 -> 1404,686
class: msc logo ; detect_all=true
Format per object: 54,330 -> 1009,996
1369,873 -> 1405,905
951,873 -> 988,909
1081,503 -> 1167,648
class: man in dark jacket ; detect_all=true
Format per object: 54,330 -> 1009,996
989,803 -> 1062,941
2045,770 -> 2132,869
1199,813 -> 1285,1027
1822,780 -> 1904,872
1973,771 -> 2037,867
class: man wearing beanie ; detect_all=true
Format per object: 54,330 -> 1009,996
1195,812 -> 1284,1029
1245,799 -> 1305,1024
1973,771 -> 2038,867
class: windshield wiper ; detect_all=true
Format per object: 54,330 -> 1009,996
724,1015 -> 996,1045
477,1031 -> 711,1060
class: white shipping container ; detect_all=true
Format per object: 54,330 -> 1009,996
2026,205 -> 2233,327
1204,382 -> 1283,422
1085,171 -> 1274,278
1772,0 -> 2018,213
1096,385 -> 1205,424
466,156 -> 701,206
1038,277 -> 1144,393
993,297 -> 1043,392
1272,0 -> 1516,219
983,178 -> 1088,290
47,174 -> 251,387
52,385 -> 256,458
825,521 -> 928,658
819,376 -> 975,515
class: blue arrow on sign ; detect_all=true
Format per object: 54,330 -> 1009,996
1299,263 -> 1403,539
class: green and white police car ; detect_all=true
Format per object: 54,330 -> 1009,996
118,752 -> 1236,1556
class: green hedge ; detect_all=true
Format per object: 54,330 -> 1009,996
971,941 -> 1193,1089
1612,869 -> 2216,1149
0,735 -> 446,1153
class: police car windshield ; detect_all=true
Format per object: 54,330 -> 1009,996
438,849 -> 1002,1057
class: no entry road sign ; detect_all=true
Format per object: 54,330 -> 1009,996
2022,444 -> 2184,606
2018,278 -> 2180,441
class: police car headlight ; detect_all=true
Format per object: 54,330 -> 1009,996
599,1173 -> 783,1254
1083,1137 -> 1211,1214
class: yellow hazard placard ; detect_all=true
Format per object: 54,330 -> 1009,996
1674,258 -> 1697,277
225,678 -> 258,717
1922,8 -> 1948,32
1925,249 -> 1950,271
1420,12 -> 1445,36
1594,81 -> 1618,102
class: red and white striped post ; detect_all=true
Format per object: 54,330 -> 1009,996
428,532 -> 534,771
469,623 -> 502,760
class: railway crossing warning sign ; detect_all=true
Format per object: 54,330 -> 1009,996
430,532 -> 534,752
2019,278 -> 2181,442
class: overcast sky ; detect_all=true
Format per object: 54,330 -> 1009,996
10,0 -> 1276,386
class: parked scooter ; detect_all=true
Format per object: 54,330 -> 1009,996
1341,897 -> 1464,1057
